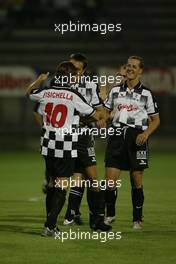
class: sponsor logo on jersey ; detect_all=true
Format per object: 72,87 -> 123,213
88,147 -> 96,157
118,103 -> 138,112
139,159 -> 147,165
137,151 -> 147,160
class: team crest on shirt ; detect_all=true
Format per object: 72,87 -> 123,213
79,88 -> 86,96
133,93 -> 140,101
119,92 -> 126,98
136,151 -> 147,159
88,147 -> 95,157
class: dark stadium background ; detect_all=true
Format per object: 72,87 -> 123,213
0,1 -> 176,264
0,0 -> 175,151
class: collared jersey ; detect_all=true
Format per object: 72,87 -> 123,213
71,77 -> 101,107
29,84 -> 95,158
104,82 -> 159,130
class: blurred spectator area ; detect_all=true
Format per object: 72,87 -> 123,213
0,0 -> 175,150
0,0 -> 175,68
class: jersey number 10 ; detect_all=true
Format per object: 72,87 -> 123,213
45,103 -> 67,128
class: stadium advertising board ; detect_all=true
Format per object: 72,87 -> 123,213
0,66 -> 37,96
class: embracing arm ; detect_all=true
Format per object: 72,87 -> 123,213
25,72 -> 49,96
136,114 -> 160,145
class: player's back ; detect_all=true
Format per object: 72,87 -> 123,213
31,84 -> 94,127
39,87 -> 78,132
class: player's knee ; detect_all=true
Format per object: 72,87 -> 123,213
48,178 -> 55,187
71,173 -> 84,187
106,179 -> 117,190
131,170 -> 143,188
85,165 -> 97,182
105,167 -> 120,190
55,177 -> 69,191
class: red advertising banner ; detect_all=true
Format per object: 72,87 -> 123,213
0,66 -> 37,96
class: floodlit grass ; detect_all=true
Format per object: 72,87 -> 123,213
0,152 -> 176,264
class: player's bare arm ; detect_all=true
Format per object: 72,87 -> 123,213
80,106 -> 106,128
95,106 -> 106,128
136,114 -> 160,146
84,110 -> 100,123
80,109 -> 103,127
25,72 -> 49,96
103,108 -> 112,122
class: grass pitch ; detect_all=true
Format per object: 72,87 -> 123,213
0,151 -> 176,264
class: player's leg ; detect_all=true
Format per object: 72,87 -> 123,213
64,133 -> 95,225
127,127 -> 148,229
44,176 -> 68,231
130,170 -> 144,229
104,167 -> 121,224
42,168 -> 50,194
104,128 -> 127,224
42,156 -> 74,236
64,172 -> 85,225
82,136 -> 107,231
84,165 -> 112,231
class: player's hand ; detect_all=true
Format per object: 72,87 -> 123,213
37,72 -> 49,82
136,131 -> 149,146
96,118 -> 106,128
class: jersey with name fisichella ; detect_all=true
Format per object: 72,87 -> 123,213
29,84 -> 95,158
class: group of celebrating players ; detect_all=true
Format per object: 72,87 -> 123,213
26,53 -> 160,237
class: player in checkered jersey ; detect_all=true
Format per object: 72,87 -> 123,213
63,53 -> 104,226
104,56 -> 160,229
26,61 -> 110,236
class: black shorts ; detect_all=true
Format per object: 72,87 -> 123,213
105,125 -> 149,171
44,156 -> 75,178
75,133 -> 96,173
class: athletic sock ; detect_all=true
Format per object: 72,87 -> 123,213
46,187 -> 55,216
75,186 -> 85,216
87,188 -> 105,227
105,188 -> 117,217
64,186 -> 84,221
45,187 -> 66,229
131,187 -> 144,222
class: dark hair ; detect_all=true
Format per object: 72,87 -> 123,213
128,56 -> 144,69
51,61 -> 77,86
56,61 -> 77,76
70,53 -> 88,70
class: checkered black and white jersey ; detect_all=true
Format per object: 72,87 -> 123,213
29,85 -> 95,158
104,82 -> 159,130
71,78 -> 101,107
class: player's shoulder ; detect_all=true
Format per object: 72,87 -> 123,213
109,85 -> 121,93
140,83 -> 155,96
45,85 -> 88,104
30,86 -> 45,95
71,78 -> 96,90
51,85 -> 80,95
78,74 -> 97,88
83,79 -> 98,90
60,87 -> 88,103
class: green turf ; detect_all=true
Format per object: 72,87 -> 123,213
0,152 -> 176,264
